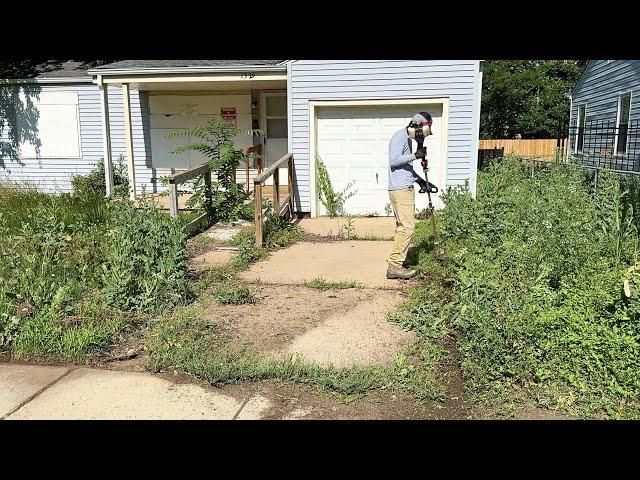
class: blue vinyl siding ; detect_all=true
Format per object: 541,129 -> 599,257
0,82 -> 163,194
288,60 -> 482,212
569,60 -> 640,152
2,60 -> 482,207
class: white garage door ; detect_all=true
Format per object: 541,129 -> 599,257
316,104 -> 444,216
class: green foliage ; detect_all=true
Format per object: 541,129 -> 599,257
71,155 -> 129,198
146,306 -> 448,404
306,278 -> 362,291
0,182 -> 188,359
316,155 -> 355,217
439,158 -> 640,418
101,198 -> 188,314
230,202 -> 304,269
480,60 -> 586,139
211,281 -> 256,305
166,116 -> 254,223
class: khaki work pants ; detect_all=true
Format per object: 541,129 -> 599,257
388,187 -> 415,268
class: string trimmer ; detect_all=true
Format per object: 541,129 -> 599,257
408,117 -> 439,244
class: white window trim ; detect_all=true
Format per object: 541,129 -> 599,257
18,92 -> 83,160
575,104 -> 587,153
308,97 -> 450,218
614,91 -> 632,155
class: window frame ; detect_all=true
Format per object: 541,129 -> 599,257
614,91 -> 632,155
17,90 -> 83,160
575,104 -> 587,153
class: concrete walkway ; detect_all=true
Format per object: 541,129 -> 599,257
298,217 -> 396,240
240,240 -> 401,289
1,364 -> 271,420
239,237 -> 416,367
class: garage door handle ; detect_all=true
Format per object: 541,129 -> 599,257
376,173 -> 379,184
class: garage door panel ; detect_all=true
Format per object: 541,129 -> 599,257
317,104 -> 444,216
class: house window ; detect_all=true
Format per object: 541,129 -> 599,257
616,92 -> 632,155
576,105 -> 586,153
17,90 -> 82,159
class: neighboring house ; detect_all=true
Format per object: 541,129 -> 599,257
569,60 -> 640,171
0,60 -> 483,216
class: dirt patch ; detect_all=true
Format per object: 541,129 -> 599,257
198,284 -> 402,353
237,380 -> 469,420
189,250 -> 236,271
186,221 -> 250,260
277,289 -> 415,368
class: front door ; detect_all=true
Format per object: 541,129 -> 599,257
260,92 -> 288,187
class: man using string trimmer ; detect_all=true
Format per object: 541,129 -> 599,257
386,112 -> 438,280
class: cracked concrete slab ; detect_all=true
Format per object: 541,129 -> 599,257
6,368 -> 244,420
275,289 -> 415,368
0,364 -> 70,418
235,394 -> 272,420
240,241 -> 402,289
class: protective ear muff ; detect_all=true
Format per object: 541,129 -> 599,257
408,124 -> 433,139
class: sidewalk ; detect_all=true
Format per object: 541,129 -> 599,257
1,364 -> 268,420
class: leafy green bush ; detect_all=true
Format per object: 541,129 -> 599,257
230,202 -> 304,269
438,157 -> 640,418
166,116 -> 254,223
0,183 -> 189,360
101,199 -> 188,314
211,281 -> 255,305
316,155 -> 355,217
71,155 -> 129,198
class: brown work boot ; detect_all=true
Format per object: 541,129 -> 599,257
386,264 -> 417,280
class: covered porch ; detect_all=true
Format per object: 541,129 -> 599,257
90,61 -> 291,203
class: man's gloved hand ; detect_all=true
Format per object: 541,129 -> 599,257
417,177 -> 429,193
414,147 -> 427,160
421,158 -> 428,170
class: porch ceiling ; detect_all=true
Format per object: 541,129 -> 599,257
130,79 -> 287,91
98,71 -> 287,91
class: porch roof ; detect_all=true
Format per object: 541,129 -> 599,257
88,60 -> 289,91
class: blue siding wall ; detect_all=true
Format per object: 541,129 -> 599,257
288,60 -> 482,213
1,83 -> 165,194
3,60 -> 482,204
569,60 -> 640,151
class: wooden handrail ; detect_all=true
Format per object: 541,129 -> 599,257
168,163 -> 211,185
254,153 -> 293,185
254,153 -> 295,247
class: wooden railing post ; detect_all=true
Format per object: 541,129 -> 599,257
252,153 -> 293,246
287,155 -> 294,218
168,182 -> 179,218
273,168 -> 280,213
204,169 -> 212,214
255,182 -> 263,247
245,159 -> 250,192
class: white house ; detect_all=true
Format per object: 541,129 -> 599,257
0,60 -> 483,217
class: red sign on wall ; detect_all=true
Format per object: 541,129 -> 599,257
220,107 -> 237,125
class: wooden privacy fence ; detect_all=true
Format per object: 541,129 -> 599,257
254,153 -> 295,247
479,139 -> 566,159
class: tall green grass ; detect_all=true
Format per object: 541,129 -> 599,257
437,158 -> 640,418
0,181 -> 188,361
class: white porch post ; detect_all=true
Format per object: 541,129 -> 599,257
98,76 -> 114,198
122,83 -> 137,200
